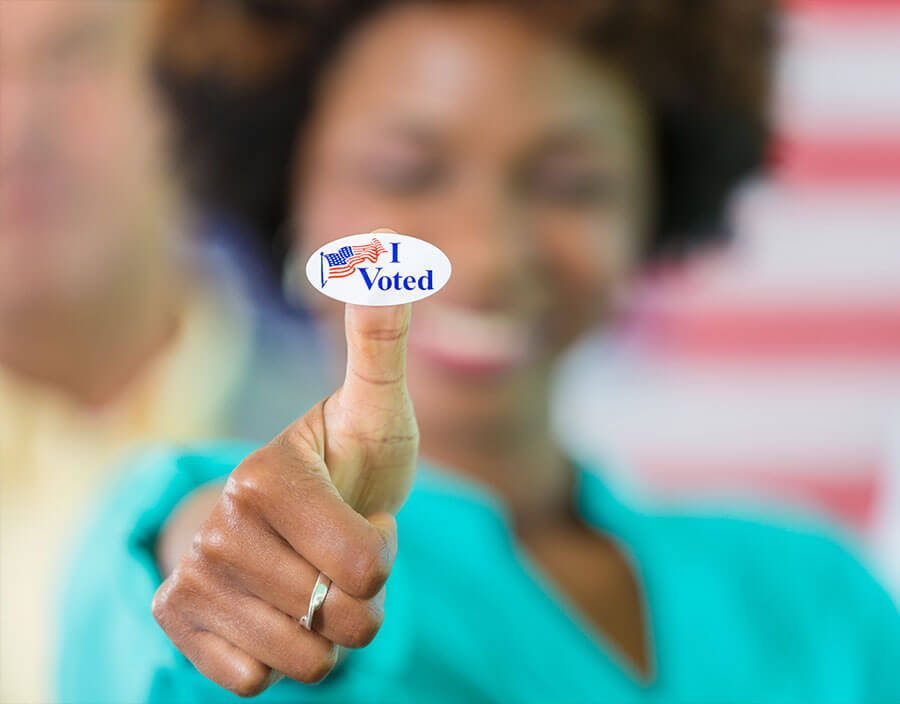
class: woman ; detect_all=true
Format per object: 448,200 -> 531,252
58,1 -> 900,702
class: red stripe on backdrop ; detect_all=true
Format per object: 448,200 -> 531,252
771,136 -> 900,185
782,0 -> 900,15
631,305 -> 900,360
635,458 -> 881,530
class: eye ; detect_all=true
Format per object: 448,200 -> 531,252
361,155 -> 444,196
43,21 -> 112,78
529,167 -> 622,207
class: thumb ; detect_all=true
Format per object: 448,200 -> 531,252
340,227 -> 412,417
327,302 -> 416,515
322,230 -> 418,516
341,302 -> 411,411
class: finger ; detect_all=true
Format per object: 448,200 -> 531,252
212,509 -> 389,648
152,601 -> 275,698
179,628 -> 277,698
223,456 -> 398,598
189,590 -> 339,685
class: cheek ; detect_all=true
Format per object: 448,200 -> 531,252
539,212 -> 636,344
60,70 -> 156,215
547,212 -> 631,291
59,71 -> 124,172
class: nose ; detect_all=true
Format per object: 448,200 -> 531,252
422,179 -> 542,309
0,70 -> 27,173
0,60 -> 48,180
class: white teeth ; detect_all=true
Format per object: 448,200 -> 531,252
413,304 -> 534,365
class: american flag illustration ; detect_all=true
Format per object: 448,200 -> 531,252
320,238 -> 387,286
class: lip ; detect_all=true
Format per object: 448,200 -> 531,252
407,334 -> 529,376
407,304 -> 539,378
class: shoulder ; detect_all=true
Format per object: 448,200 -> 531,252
648,497 -> 885,597
633,489 -> 900,667
582,463 -> 885,596
593,475 -> 900,700
585,462 -> 900,624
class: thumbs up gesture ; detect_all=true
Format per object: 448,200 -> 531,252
151,298 -> 418,697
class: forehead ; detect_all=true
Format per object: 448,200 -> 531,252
314,3 -> 640,143
0,0 -> 128,61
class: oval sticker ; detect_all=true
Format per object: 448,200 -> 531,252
305,233 -> 451,306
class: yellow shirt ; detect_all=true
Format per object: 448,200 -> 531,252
0,275 -> 253,704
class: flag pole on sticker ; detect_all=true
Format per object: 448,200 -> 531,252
306,233 -> 451,306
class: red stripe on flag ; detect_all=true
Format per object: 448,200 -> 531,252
771,136 -> 900,185
782,0 -> 900,12
634,456 -> 881,530
631,304 -> 900,360
327,239 -> 387,279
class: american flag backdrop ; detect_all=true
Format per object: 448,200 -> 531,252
553,0 -> 900,599
321,238 -> 387,285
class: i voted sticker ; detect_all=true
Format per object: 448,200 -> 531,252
305,233 -> 451,306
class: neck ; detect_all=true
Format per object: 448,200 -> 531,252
419,394 -> 575,533
0,245 -> 182,407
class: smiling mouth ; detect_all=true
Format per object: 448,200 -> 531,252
407,302 -> 539,376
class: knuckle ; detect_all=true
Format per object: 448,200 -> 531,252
193,526 -> 231,564
298,645 -> 339,684
225,458 -> 270,508
345,537 -> 391,598
275,412 -> 323,454
165,563 -> 209,611
229,663 -> 271,698
150,583 -> 173,629
151,578 -> 201,642
346,602 -> 384,648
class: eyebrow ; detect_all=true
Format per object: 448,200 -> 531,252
534,122 -> 614,149
373,119 -> 609,146
373,121 -> 444,147
42,11 -> 118,62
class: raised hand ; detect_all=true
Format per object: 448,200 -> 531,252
151,290 -> 417,696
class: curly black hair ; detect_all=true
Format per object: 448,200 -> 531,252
151,0 -> 773,268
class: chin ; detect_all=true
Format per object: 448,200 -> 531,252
408,353 -> 549,435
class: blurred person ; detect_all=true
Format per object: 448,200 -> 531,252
57,1 -> 900,703
0,1 -> 328,700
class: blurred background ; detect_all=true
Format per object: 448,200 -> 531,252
554,0 -> 900,592
1,0 -> 898,701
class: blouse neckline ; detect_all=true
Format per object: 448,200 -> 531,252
414,458 -> 660,689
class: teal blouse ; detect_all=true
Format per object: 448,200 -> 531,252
58,442 -> 900,703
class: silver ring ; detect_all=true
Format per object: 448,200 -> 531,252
299,572 -> 331,631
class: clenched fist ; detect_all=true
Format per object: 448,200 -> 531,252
151,298 -> 418,697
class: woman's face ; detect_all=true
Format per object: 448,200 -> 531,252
295,3 -> 650,437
